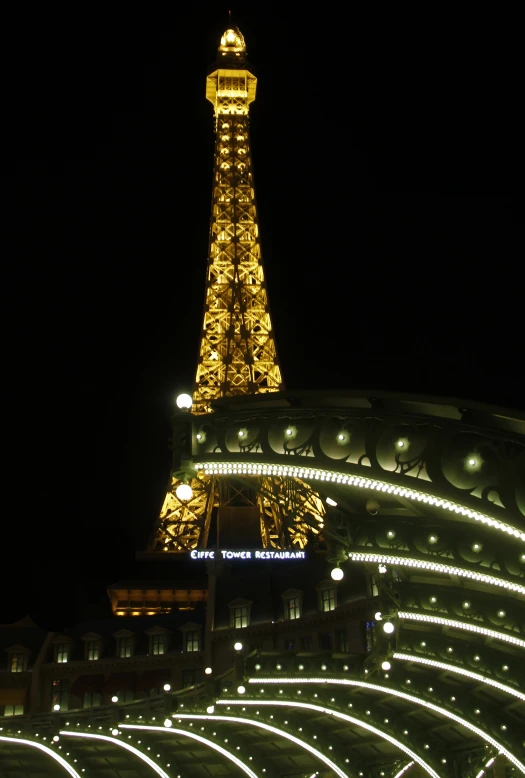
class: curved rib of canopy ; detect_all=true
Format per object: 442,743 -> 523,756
118,724 -> 259,778
166,714 -> 350,778
177,711 -> 440,778
0,735 -> 82,778
60,731 -> 171,778
245,680 -> 525,774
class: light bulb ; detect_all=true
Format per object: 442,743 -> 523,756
175,483 -> 193,501
331,567 -> 344,581
381,661 -> 391,671
234,642 -> 243,651
383,621 -> 395,634
176,393 -> 192,409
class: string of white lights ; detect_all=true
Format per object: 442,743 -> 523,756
392,653 -> 525,701
60,731 -> 171,778
171,714 -> 349,778
245,679 -> 525,774
195,460 -> 525,543
0,735 -> 82,778
397,611 -> 525,649
393,762 -> 415,778
119,725 -> 258,778
347,553 -> 525,596
215,701 -> 440,778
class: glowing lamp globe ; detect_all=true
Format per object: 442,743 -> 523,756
53,704 -> 61,711
205,666 -> 213,675
111,729 -> 119,736
175,483 -> 193,502
381,661 -> 392,671
206,705 -> 215,714
111,695 -> 118,703
176,393 -> 192,410
374,611 -> 383,621
383,621 -> 395,634
331,567 -> 344,581
163,683 -> 171,692
164,718 -> 173,728
234,641 -> 243,651
237,685 -> 246,694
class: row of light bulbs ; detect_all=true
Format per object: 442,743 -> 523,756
392,653 -> 524,701
239,681 -> 524,773
397,611 -> 525,649
348,552 -> 525,595
194,460 -> 525,544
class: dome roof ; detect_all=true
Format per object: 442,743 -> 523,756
219,27 -> 246,53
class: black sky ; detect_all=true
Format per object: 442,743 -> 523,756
3,6 -> 521,627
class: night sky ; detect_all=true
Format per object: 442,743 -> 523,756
3,7 -> 521,628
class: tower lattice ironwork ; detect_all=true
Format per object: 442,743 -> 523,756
147,26 -> 325,554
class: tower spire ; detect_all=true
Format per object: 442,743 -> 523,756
193,23 -> 283,412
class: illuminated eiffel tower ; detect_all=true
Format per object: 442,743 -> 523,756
146,25 -> 325,554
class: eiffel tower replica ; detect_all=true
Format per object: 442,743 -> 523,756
145,24 -> 326,556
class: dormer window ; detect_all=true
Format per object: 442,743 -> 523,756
113,629 -> 135,659
229,598 -> 252,629
180,623 -> 202,653
316,580 -> 339,613
55,643 -> 69,664
9,653 -> 26,673
119,637 -> 133,658
185,631 -> 200,652
81,632 -> 102,661
151,634 -> 165,655
282,589 -> 303,621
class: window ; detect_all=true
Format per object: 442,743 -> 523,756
233,606 -> 249,628
2,705 -> 24,716
337,629 -> 349,653
9,653 -> 25,673
229,599 -> 252,628
55,643 -> 68,664
282,589 -> 303,622
87,640 -> 99,661
365,620 -> 376,653
185,631 -> 200,652
321,588 -> 335,612
151,634 -> 165,656
302,636 -> 312,651
51,679 -> 69,711
287,597 -> 301,620
119,637 -> 133,658
182,668 -> 202,688
320,632 -> 332,650
83,692 -> 101,708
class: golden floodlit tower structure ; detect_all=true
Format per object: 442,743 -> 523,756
146,26 -> 326,555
